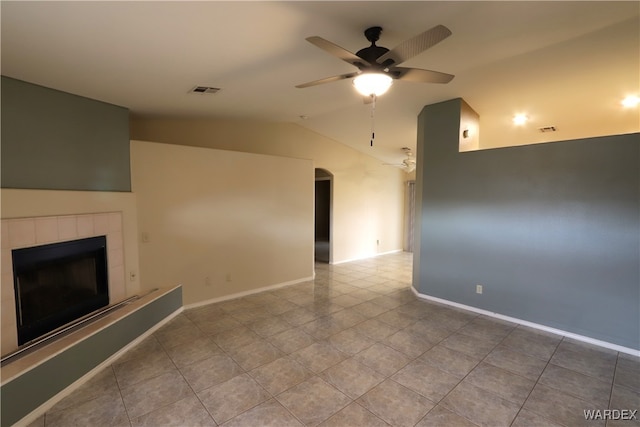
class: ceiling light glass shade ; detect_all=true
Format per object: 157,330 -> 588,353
353,73 -> 393,97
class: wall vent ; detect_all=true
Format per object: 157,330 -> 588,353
189,86 -> 221,94
538,126 -> 557,133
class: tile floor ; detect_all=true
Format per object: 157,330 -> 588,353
28,252 -> 639,426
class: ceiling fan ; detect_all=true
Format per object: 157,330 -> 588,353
296,25 -> 454,97
384,147 -> 416,173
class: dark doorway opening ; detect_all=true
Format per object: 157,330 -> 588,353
315,169 -> 332,263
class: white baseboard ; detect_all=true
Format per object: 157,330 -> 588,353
411,286 -> 640,357
183,276 -> 315,310
331,249 -> 403,265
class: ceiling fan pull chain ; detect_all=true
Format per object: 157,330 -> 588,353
370,95 -> 376,147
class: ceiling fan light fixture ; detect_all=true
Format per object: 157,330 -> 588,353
353,72 -> 393,97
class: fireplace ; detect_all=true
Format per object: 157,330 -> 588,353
12,236 -> 109,346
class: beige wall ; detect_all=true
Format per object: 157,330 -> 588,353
130,118 -> 406,264
130,140 -> 315,305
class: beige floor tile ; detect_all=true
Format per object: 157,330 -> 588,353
326,328 -> 376,355
483,344 -> 548,381
357,379 -> 435,427
197,374 -> 271,424
384,329 -> 435,358
226,339 -> 283,371
164,336 -> 223,368
415,405 -> 479,427
130,394 -> 216,426
441,382 -> 521,427
354,343 -> 412,377
269,327 -> 317,354
351,301 -> 390,318
352,318 -> 400,341
511,409 -> 564,427
392,360 -> 461,402
419,344 -> 482,379
278,306 -> 320,327
321,358 -> 386,399
319,402 -> 389,427
292,341 -> 347,373
223,398 -> 303,427
247,316 -> 292,338
120,370 -> 193,419
179,353 -> 243,391
614,353 -> 640,393
375,309 -> 417,329
539,363 -> 612,407
501,326 -> 561,361
212,326 -> 262,352
44,392 -> 130,427
277,376 -> 351,426
194,315 -> 243,336
522,383 -> 605,427
440,332 -> 497,359
113,350 -> 176,389
154,323 -> 207,348
550,345 -> 616,383
249,356 -> 313,395
462,362 -> 536,406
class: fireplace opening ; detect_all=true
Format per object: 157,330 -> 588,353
12,236 -> 109,346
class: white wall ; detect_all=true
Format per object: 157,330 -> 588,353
130,140 -> 315,305
130,118 -> 406,264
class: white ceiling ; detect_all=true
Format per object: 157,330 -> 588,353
2,1 -> 638,165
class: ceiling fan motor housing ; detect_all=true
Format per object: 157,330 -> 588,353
356,27 -> 390,68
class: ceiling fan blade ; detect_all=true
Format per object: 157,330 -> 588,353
295,72 -> 359,89
392,67 -> 454,84
377,25 -> 452,66
305,36 -> 371,68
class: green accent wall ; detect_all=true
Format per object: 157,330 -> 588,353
1,287 -> 182,426
1,76 -> 130,191
413,98 -> 640,350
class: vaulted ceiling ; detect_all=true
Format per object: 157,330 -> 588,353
2,1 -> 638,166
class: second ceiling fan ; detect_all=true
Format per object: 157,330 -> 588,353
296,24 -> 455,97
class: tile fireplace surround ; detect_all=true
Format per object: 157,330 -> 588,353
1,212 -> 127,356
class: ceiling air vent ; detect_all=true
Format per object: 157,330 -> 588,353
189,86 -> 221,94
538,126 -> 557,133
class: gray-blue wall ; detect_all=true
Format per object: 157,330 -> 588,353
1,76 -> 130,191
413,98 -> 639,350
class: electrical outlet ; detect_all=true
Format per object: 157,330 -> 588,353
205,276 -> 211,287
141,232 -> 150,243
376,239 -> 380,246
476,284 -> 483,294
226,274 -> 232,282
129,271 -> 137,282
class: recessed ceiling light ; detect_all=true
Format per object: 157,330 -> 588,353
621,95 -> 640,108
513,114 -> 528,126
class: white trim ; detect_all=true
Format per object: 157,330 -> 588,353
331,249 -> 403,265
410,285 -> 640,357
14,307 -> 183,427
183,276 -> 315,310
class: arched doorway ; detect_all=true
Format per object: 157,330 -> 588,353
315,168 -> 332,263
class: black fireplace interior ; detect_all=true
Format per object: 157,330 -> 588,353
12,235 -> 109,346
